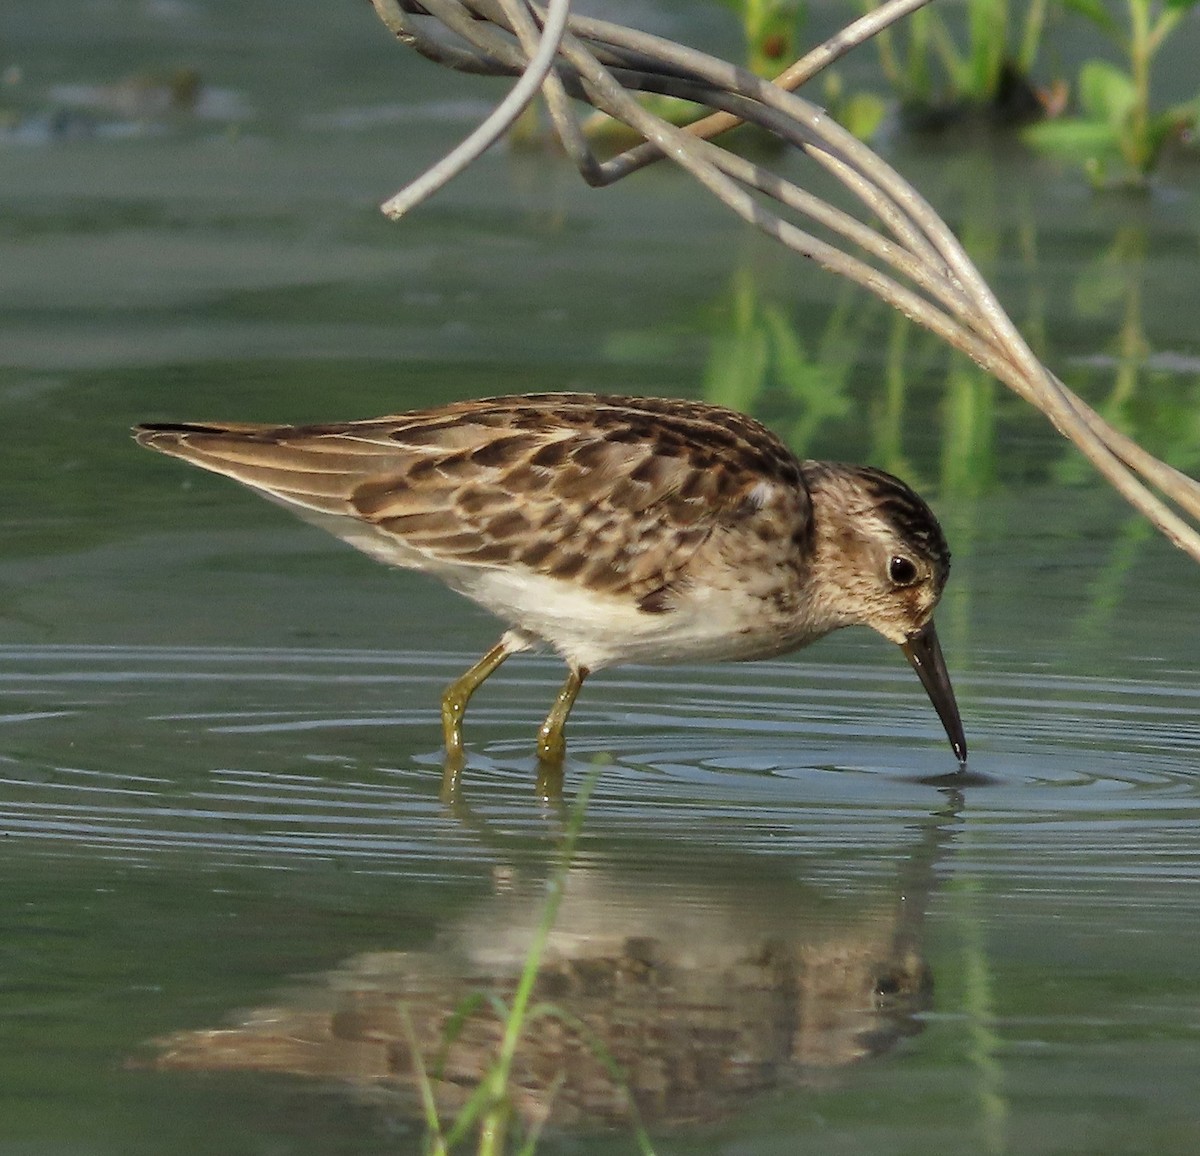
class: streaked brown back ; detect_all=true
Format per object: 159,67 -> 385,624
135,393 -> 812,608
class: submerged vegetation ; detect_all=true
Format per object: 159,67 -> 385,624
528,0 -> 1200,185
713,0 -> 1199,183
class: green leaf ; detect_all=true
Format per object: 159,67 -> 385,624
834,92 -> 888,141
1078,60 -> 1137,127
1163,0 -> 1200,11
1022,116 -> 1122,160
1061,0 -> 1122,38
966,0 -> 1007,98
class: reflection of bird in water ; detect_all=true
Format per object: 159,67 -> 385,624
135,393 -> 966,773
149,868 -> 936,1130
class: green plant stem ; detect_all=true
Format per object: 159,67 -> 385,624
1146,3 -> 1185,56
873,19 -> 902,89
967,0 -> 1006,99
1016,0 -> 1048,75
906,4 -> 934,100
1124,0 -> 1185,171
477,1112 -> 507,1156
927,10 -> 970,95
1127,0 -> 1152,168
401,1007 -> 449,1156
475,769 -> 600,1156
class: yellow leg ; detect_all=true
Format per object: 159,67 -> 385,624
441,639 -> 513,761
536,666 -> 588,767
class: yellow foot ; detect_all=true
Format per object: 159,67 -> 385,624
534,666 -> 587,769
534,758 -> 565,804
440,694 -> 467,762
440,748 -> 465,805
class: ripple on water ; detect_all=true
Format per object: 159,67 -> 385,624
0,646 -> 1196,881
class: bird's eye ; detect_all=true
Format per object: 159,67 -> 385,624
888,555 -> 919,586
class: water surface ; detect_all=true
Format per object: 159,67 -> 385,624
2,1 -> 1200,1153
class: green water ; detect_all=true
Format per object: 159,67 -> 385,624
2,2 -> 1200,1153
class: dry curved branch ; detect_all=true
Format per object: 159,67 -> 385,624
368,0 -> 1200,564
378,0 -> 572,217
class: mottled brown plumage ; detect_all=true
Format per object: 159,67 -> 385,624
135,393 -> 967,770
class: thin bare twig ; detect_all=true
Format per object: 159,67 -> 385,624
379,0 -> 572,217
368,0 -> 1200,564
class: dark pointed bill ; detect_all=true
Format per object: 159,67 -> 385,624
900,621 -> 968,766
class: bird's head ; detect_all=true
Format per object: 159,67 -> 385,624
804,463 -> 967,765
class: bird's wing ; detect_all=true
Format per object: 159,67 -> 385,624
135,394 -> 811,610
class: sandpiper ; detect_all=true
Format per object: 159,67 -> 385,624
134,393 -> 967,769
